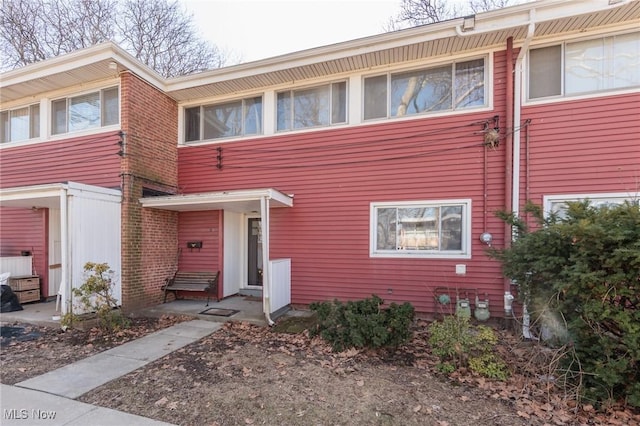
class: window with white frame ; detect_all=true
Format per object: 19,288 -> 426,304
529,31 -> 640,100
1,104 -> 40,143
371,200 -> 471,258
363,58 -> 486,120
51,87 -> 119,135
276,81 -> 347,131
544,193 -> 638,219
185,96 -> 263,142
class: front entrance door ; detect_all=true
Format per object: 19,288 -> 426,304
48,208 -> 62,297
247,218 -> 263,286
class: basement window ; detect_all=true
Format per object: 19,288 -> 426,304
371,199 -> 471,259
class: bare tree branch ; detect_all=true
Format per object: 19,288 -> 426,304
389,0 -> 528,29
0,0 -> 229,77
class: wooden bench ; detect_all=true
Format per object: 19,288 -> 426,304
162,271 -> 220,306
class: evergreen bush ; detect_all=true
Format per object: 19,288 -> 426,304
491,200 -> 640,407
309,295 -> 414,352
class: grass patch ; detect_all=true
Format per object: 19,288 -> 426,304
272,314 -> 317,334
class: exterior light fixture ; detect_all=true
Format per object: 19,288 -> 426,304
108,61 -> 118,70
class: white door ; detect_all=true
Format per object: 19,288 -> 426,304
223,211 -> 242,296
48,208 -> 62,297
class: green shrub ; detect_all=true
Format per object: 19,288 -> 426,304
309,295 -> 414,352
491,200 -> 640,407
69,262 -> 130,332
428,315 -> 508,380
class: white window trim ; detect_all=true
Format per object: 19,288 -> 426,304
183,95 -> 265,143
361,54 -> 491,123
543,192 -> 639,217
275,79 -> 349,133
49,86 -> 120,137
370,199 -> 472,260
525,30 -> 640,104
0,103 -> 40,144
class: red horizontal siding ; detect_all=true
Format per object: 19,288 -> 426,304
0,207 -> 48,296
177,211 -> 220,272
519,92 -> 640,206
175,51 -> 514,316
0,131 -> 122,189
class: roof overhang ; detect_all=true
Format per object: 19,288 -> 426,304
1,0 -> 638,105
0,42 -> 165,106
0,182 -> 121,209
163,0 -> 640,102
139,188 -> 293,213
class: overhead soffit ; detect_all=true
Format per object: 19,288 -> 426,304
166,2 -> 640,102
2,1 -> 639,105
166,28 -> 529,102
1,59 -> 120,105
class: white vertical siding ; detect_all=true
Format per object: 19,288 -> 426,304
0,256 -> 32,276
68,184 -> 121,310
269,258 -> 291,313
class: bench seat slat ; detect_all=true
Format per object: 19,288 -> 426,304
163,270 -> 219,306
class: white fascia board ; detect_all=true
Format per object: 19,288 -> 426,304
165,0 -> 633,92
0,181 -> 121,205
140,188 -> 293,209
66,182 -> 122,203
0,183 -> 66,201
0,42 -> 165,92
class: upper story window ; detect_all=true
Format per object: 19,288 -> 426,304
276,81 -> 347,131
185,96 -> 262,142
529,31 -> 640,100
371,199 -> 471,259
364,58 -> 486,120
1,104 -> 40,143
51,87 -> 119,135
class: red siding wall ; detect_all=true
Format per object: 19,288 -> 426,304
0,131 -> 122,189
0,208 -> 47,296
1,131 -> 122,298
176,51 -> 512,316
173,211 -> 221,300
519,93 -> 640,206
177,211 -> 221,272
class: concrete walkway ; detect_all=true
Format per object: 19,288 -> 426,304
1,319 -> 222,425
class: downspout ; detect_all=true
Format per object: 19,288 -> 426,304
503,36 -> 515,316
514,14 -> 536,338
260,196 -> 274,326
504,13 -> 535,317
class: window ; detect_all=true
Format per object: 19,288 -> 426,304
371,200 -> 471,258
529,32 -> 640,99
0,104 -> 40,143
51,87 -> 119,135
544,193 -> 638,219
185,96 -> 262,142
364,58 -> 486,120
277,82 -> 347,131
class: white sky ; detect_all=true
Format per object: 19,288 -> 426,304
181,0 -> 402,63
